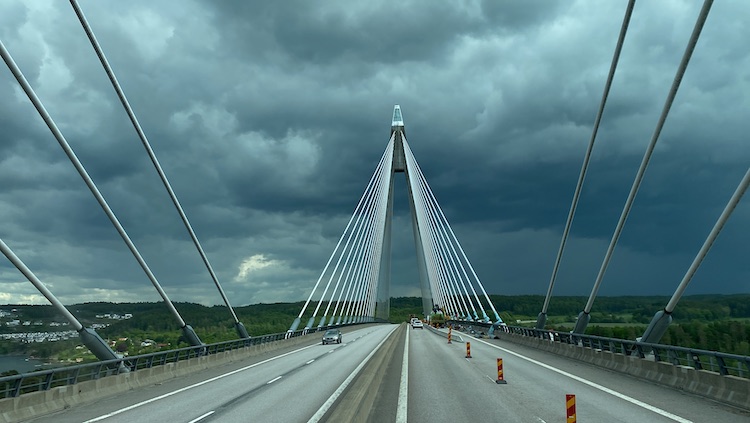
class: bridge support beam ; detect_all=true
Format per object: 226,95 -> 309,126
572,311 -> 590,334
235,322 -> 250,339
305,317 -> 316,330
289,317 -> 302,332
181,325 -> 204,347
78,328 -> 129,372
640,309 -> 673,344
536,312 -> 548,330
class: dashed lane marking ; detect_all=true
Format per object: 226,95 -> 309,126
187,411 -> 215,423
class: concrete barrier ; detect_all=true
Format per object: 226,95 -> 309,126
499,332 -> 750,411
0,331 -> 326,423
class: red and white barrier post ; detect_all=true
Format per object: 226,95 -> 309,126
465,341 -> 472,358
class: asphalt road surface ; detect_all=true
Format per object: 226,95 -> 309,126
29,323 -> 750,422
408,326 -> 749,422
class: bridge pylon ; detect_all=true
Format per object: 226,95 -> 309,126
379,105 -> 433,318
290,106 -> 502,332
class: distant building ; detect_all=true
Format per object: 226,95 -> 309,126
96,313 -> 133,320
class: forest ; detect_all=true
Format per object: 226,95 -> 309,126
1,294 -> 748,367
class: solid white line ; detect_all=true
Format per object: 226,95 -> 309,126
267,376 -> 282,384
306,359 -> 315,365
187,410 -> 214,423
396,327 -> 409,423
83,343 -> 317,422
470,336 -> 693,423
307,326 -> 398,423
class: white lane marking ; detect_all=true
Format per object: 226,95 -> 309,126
187,410 -> 214,423
267,376 -> 282,384
306,359 -> 315,365
308,325 -> 399,423
470,336 -> 693,423
396,326 -> 409,423
83,343 -> 318,422
535,417 -> 547,423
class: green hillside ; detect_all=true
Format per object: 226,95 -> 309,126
1,294 -> 748,373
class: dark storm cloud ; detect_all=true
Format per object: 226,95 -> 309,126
1,0 -> 748,308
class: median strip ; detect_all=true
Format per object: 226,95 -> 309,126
308,325 -> 400,422
396,325 -> 409,423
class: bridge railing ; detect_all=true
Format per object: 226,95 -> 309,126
447,320 -> 750,379
0,321 -> 380,399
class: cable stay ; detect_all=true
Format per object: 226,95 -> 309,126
573,0 -> 714,334
403,136 -> 502,323
0,239 -> 128,370
289,136 -> 394,331
291,106 -> 501,328
69,0 -> 248,339
0,39 -> 204,347
537,0 -> 636,330
640,167 -> 749,344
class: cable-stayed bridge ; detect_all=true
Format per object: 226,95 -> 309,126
2,107 -> 748,421
289,105 -> 502,334
1,1 -> 749,421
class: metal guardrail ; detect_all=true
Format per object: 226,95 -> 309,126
447,320 -> 750,379
0,321 -> 380,399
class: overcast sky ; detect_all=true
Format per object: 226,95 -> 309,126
0,1 -> 748,310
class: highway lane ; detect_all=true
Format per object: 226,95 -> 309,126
409,327 -> 750,422
25,323 -> 750,422
30,324 -> 397,423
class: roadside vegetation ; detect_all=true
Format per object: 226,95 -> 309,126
1,294 -> 748,374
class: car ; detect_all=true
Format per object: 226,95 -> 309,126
411,320 -> 424,329
322,329 -> 342,345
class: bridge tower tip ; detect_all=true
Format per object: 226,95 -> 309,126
391,105 -> 405,135
391,105 -> 404,126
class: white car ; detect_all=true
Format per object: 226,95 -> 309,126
411,320 -> 424,329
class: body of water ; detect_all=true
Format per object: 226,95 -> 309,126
0,355 -> 46,374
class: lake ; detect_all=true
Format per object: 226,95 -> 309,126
0,355 -> 46,374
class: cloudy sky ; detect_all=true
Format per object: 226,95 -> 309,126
0,1 -> 748,310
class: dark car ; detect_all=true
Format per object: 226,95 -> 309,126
322,329 -> 342,345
